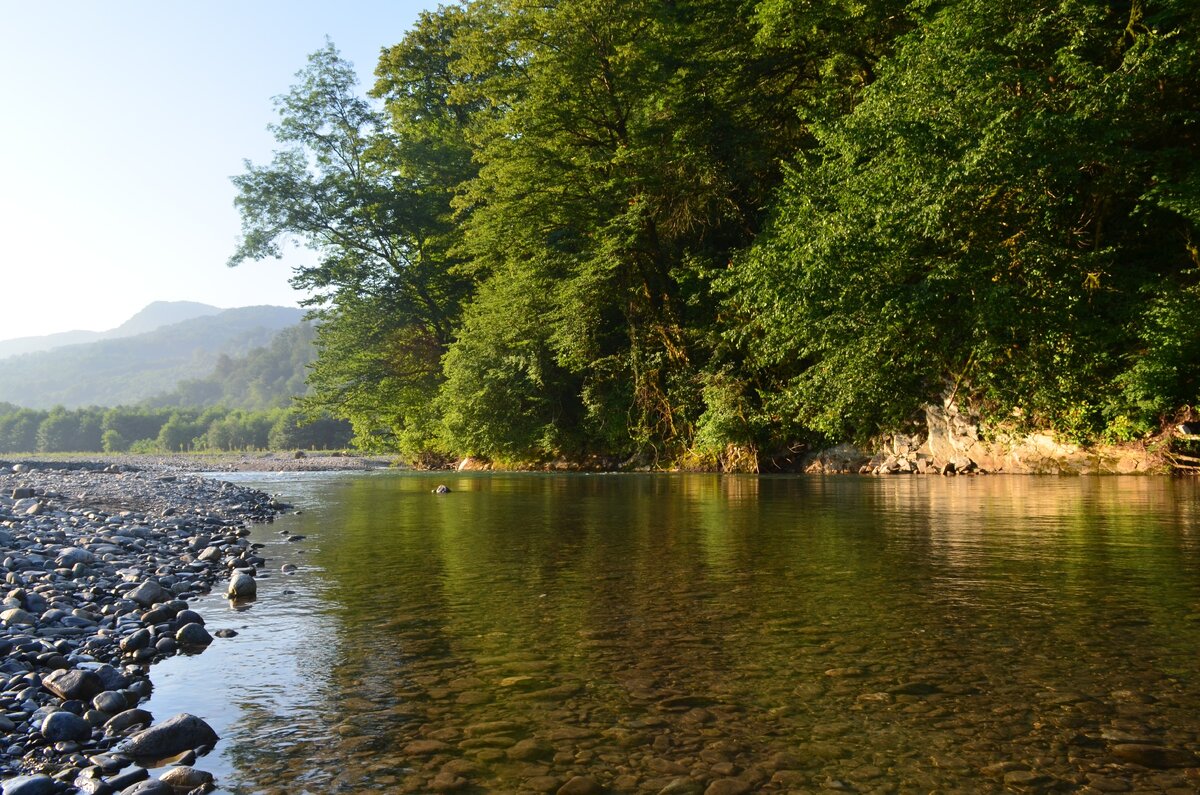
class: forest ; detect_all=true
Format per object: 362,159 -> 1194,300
230,0 -> 1200,469
0,325 -> 351,454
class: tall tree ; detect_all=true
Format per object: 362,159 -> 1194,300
230,39 -> 470,452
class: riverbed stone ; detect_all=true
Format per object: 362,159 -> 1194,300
93,690 -> 129,713
127,581 -> 166,608
41,709 -> 93,742
404,739 -> 451,755
107,768 -> 149,790
1,775 -> 57,795
1110,744 -> 1199,768
508,738 -> 555,761
557,775 -> 603,795
120,713 -> 218,759
1,607 -> 36,626
174,622 -> 212,647
173,609 -> 204,627
428,770 -> 469,791
72,773 -> 114,795
157,765 -> 214,789
121,628 -> 152,652
43,668 -> 104,701
703,779 -> 751,795
104,709 -> 154,735
118,780 -> 172,795
226,571 -> 256,599
57,547 -> 97,567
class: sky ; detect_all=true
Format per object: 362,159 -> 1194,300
0,0 -> 432,341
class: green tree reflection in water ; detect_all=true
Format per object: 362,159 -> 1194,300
218,474 -> 1200,793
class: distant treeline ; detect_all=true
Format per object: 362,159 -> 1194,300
0,403 -> 351,454
230,0 -> 1200,468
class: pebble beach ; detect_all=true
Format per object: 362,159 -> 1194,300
0,460 -> 288,795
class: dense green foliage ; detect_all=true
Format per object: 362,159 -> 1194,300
731,0 -> 1200,445
231,0 -> 1200,467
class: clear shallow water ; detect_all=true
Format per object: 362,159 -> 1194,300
144,473 -> 1200,793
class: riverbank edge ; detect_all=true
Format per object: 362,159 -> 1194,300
450,434 -> 1176,476
0,459 -> 285,794
0,430 -> 1181,478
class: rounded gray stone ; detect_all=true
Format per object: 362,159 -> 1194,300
1,775 -> 57,795
94,690 -> 129,713
226,570 -> 256,599
175,622 -> 212,647
120,712 -> 219,759
41,709 -> 92,742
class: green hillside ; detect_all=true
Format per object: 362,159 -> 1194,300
0,305 -> 304,408
147,322 -> 317,410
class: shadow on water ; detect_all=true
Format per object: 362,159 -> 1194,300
144,473 -> 1200,793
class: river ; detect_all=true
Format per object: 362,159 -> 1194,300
142,472 -> 1200,793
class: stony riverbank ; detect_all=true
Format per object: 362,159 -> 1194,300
0,452 -> 397,475
0,461 -> 283,794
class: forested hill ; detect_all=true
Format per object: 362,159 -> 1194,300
229,0 -> 1200,466
146,322 -> 317,411
0,306 -> 304,408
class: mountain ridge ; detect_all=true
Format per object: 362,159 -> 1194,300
0,300 -> 225,360
0,304 -> 305,408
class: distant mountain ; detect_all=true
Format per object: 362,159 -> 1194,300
107,301 -> 223,338
0,305 -> 305,408
0,329 -> 102,360
0,300 -> 223,360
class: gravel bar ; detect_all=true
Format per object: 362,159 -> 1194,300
0,460 -> 285,795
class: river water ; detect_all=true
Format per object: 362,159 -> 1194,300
143,473 -> 1200,793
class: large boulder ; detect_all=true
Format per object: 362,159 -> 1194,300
120,713 -> 218,759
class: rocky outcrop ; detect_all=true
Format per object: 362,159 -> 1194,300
920,402 -> 1166,474
805,400 -> 1169,475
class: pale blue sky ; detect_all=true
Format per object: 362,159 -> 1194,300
0,0 -> 432,341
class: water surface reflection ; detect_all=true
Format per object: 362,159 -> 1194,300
145,474 -> 1200,793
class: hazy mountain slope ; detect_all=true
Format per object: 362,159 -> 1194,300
146,322 -> 318,410
0,305 -> 304,408
106,301 -> 223,338
0,301 -> 222,360
0,330 -> 102,360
